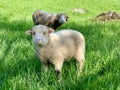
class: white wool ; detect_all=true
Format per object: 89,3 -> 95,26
26,25 -> 85,82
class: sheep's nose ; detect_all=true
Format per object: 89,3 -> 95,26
35,38 -> 41,42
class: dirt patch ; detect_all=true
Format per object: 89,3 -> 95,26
95,11 -> 120,21
73,8 -> 86,14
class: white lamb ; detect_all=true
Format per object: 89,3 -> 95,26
26,25 -> 85,83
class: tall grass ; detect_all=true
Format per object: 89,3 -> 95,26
0,0 -> 120,90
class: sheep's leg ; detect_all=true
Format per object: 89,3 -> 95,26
53,59 -> 64,83
76,57 -> 85,76
42,62 -> 48,72
76,55 -> 85,76
56,70 -> 62,83
75,45 -> 85,76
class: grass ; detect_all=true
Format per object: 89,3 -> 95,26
0,0 -> 120,90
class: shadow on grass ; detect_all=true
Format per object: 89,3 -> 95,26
0,16 -> 41,88
0,16 -> 33,32
58,56 -> 120,90
0,15 -> 33,65
0,57 -> 42,88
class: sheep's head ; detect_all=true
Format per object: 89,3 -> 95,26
26,25 -> 54,46
57,13 -> 69,24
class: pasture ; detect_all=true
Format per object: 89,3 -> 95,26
0,0 -> 120,89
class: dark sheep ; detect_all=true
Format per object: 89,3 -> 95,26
32,10 -> 69,30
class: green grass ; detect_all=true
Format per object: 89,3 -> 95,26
0,0 -> 120,90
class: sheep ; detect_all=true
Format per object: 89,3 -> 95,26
32,10 -> 69,30
26,25 -> 85,83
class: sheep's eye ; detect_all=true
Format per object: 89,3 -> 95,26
43,32 -> 46,35
32,32 -> 35,35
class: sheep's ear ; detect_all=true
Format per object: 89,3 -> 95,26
25,29 -> 33,35
48,27 -> 54,33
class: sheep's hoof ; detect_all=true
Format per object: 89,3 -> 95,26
77,71 -> 82,78
58,78 -> 62,84
44,68 -> 48,72
77,72 -> 80,77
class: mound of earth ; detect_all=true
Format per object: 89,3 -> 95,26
95,11 -> 120,21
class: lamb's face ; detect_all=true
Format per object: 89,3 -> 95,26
58,14 -> 69,24
26,25 -> 54,46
